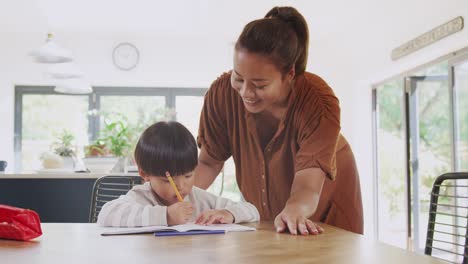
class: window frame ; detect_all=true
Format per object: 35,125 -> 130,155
14,86 -> 206,172
372,46 -> 468,250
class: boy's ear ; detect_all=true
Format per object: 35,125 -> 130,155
139,169 -> 150,182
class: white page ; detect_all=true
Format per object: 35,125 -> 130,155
100,223 -> 256,236
172,223 -> 256,232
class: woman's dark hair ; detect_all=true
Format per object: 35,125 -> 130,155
235,6 -> 309,76
134,121 -> 197,177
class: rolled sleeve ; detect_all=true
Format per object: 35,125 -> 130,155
295,116 -> 340,180
197,73 -> 232,162
294,81 -> 341,180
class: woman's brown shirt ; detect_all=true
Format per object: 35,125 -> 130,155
198,72 -> 363,234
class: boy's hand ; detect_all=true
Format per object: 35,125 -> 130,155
167,201 -> 193,225
195,209 -> 234,225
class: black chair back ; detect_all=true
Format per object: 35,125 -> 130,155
89,175 -> 142,223
425,172 -> 468,264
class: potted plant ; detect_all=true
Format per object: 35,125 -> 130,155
101,119 -> 133,172
100,119 -> 132,158
83,117 -> 133,173
83,108 -> 175,173
84,139 -> 108,157
50,130 -> 76,169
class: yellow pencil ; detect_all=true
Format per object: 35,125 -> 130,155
166,171 -> 184,202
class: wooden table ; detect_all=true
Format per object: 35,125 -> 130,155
0,222 -> 443,264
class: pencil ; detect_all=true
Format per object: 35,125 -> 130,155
166,171 -> 184,202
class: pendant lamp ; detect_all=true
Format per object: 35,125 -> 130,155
46,63 -> 84,79
30,33 -> 73,63
54,79 -> 93,94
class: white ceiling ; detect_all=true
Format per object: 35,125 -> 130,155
2,0 -> 466,80
1,0 -> 298,34
2,0 -> 373,39
2,0 -> 465,40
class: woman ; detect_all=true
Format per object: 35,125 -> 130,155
195,6 -> 363,235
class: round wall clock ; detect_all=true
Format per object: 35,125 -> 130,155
112,42 -> 140,71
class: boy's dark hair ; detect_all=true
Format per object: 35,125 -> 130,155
134,121 -> 197,177
235,6 -> 309,77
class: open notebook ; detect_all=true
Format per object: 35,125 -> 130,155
101,223 -> 256,236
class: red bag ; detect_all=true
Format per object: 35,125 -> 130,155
0,204 -> 42,241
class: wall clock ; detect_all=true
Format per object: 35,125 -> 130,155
112,42 -> 139,71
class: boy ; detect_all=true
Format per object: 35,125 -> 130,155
97,121 -> 259,227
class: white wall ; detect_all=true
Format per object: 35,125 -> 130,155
1,0 -> 467,237
341,0 -> 468,238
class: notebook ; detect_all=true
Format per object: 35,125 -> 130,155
100,223 -> 256,236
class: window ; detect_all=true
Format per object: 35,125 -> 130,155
14,87 -> 206,173
175,96 -> 204,140
374,79 -> 407,248
17,92 -> 89,172
15,86 -> 242,199
372,48 -> 468,260
454,59 -> 468,171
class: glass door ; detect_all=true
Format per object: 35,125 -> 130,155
444,58 -> 468,263
453,59 -> 468,171
406,62 -> 452,252
374,51 -> 468,254
374,80 -> 408,249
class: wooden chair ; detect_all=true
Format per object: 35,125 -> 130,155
425,172 -> 468,264
89,175 -> 142,223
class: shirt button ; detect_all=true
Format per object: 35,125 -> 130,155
263,203 -> 266,206
262,174 -> 265,179
262,189 -> 265,193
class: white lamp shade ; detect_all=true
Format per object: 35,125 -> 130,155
54,79 -> 93,94
47,63 -> 84,79
30,35 -> 73,63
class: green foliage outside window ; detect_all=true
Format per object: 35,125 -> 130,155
52,130 -> 76,157
97,117 -> 132,158
89,108 -> 176,159
376,61 -> 468,217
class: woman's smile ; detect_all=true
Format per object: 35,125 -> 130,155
243,98 -> 260,106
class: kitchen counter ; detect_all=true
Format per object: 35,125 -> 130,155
0,173 -> 139,222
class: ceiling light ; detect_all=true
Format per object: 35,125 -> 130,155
46,63 -> 84,79
54,79 -> 93,94
30,33 -> 73,63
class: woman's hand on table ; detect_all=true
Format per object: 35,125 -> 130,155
274,168 -> 325,235
274,205 -> 324,235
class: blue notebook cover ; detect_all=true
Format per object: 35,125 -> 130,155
154,230 -> 225,237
